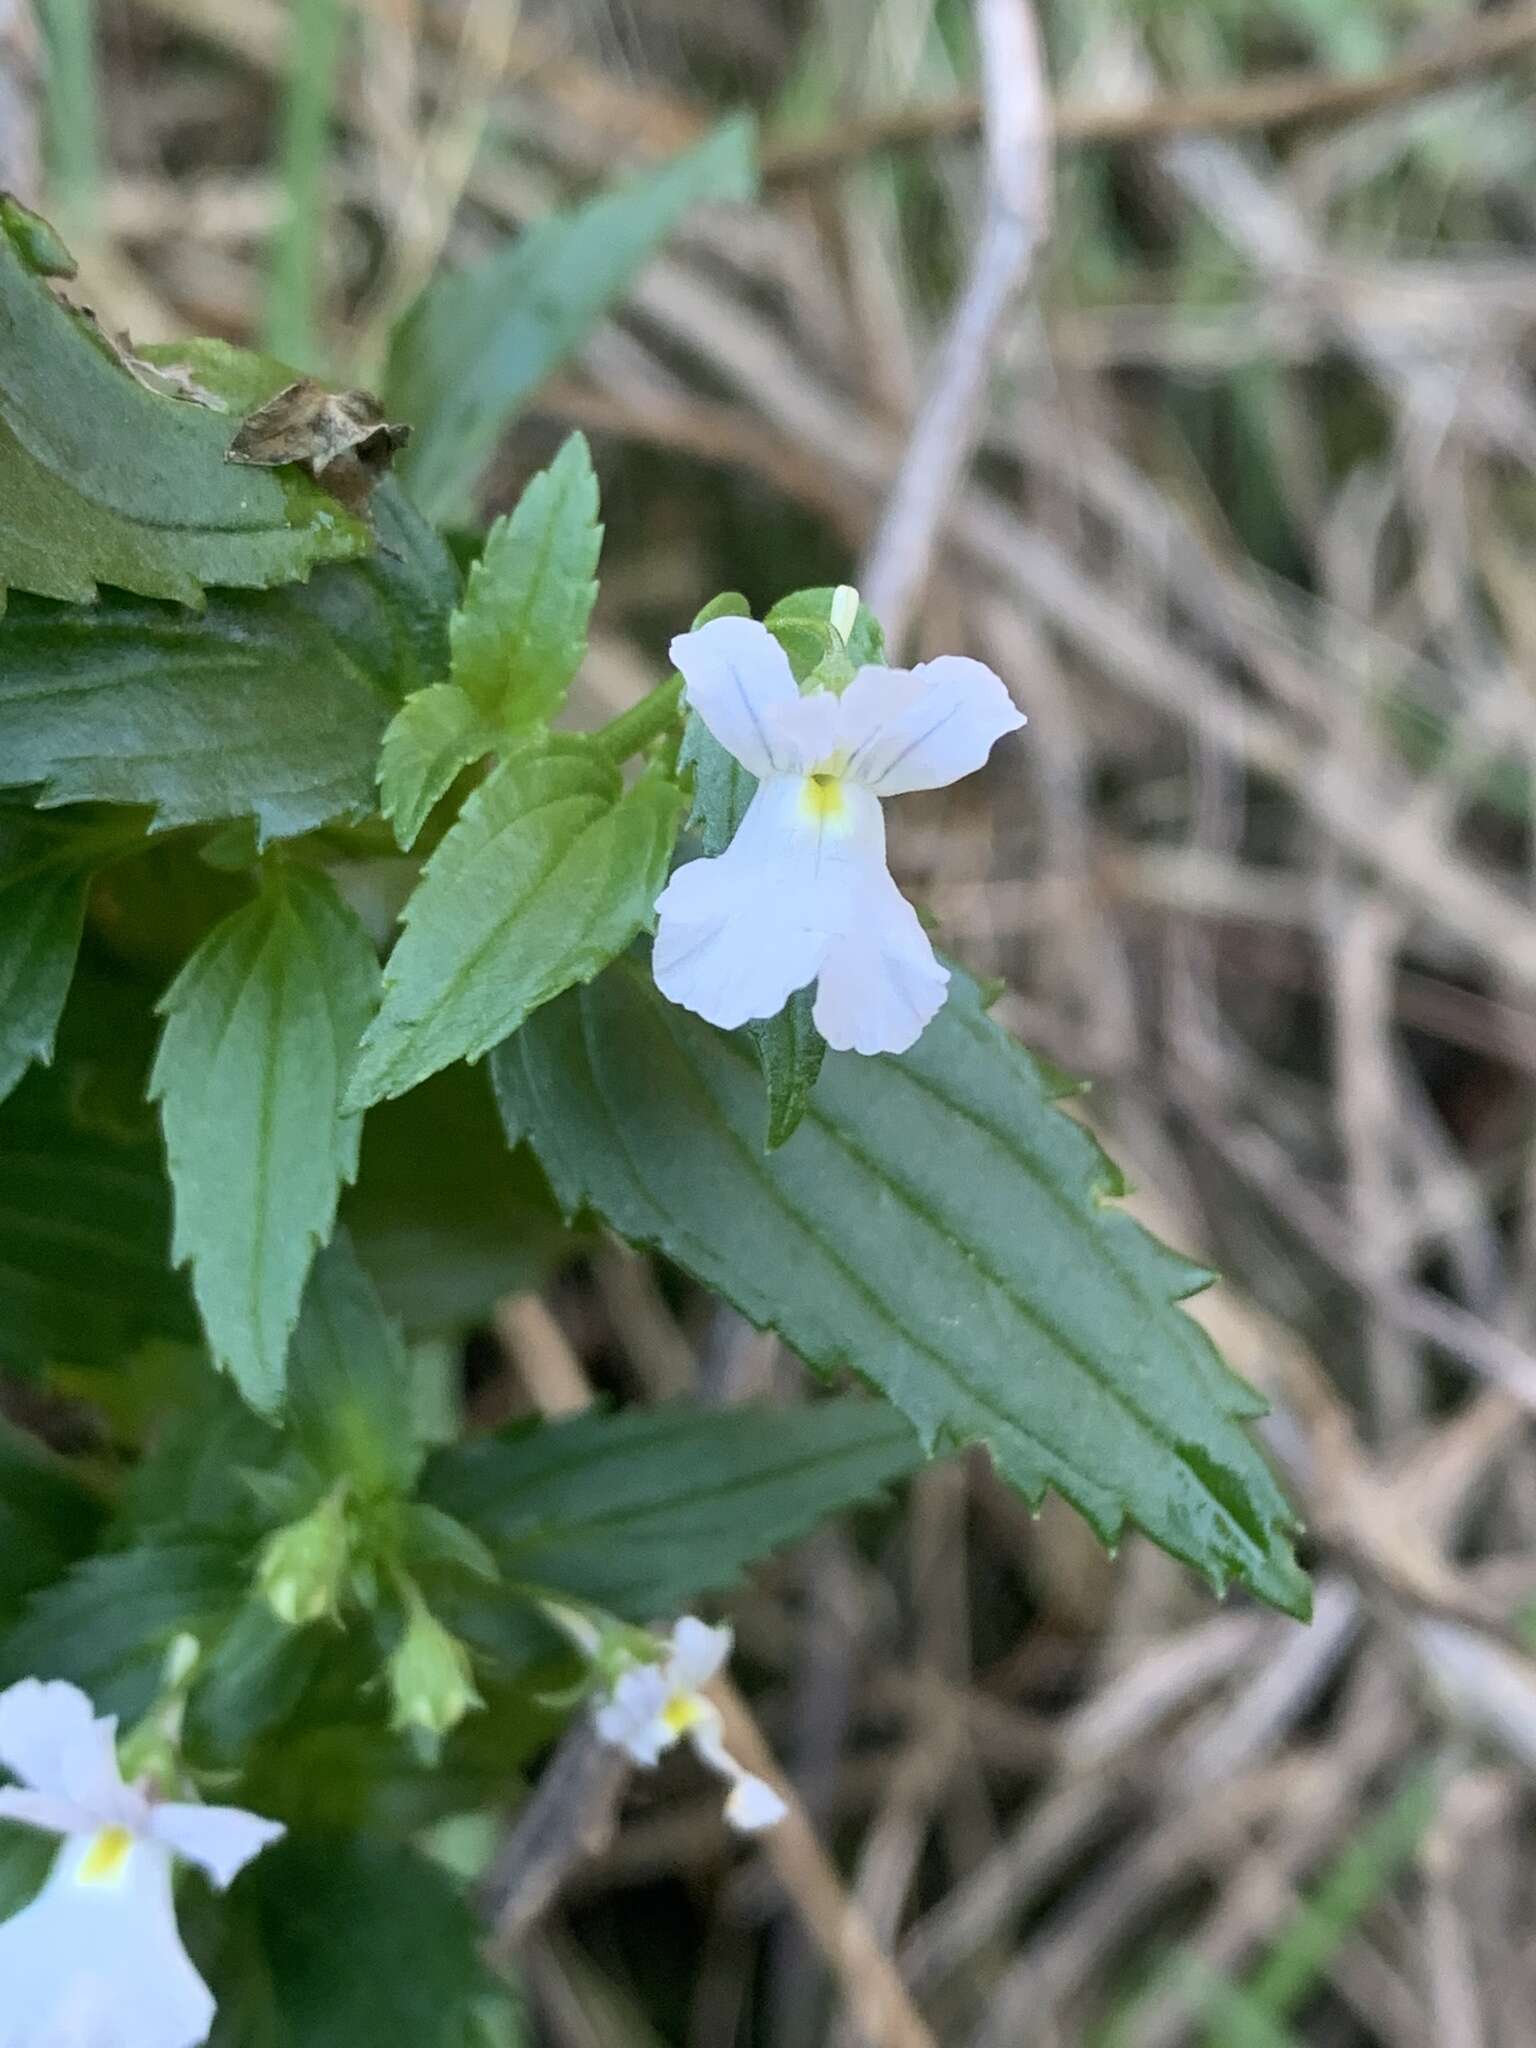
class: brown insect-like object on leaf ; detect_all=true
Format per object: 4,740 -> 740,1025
226,379 -> 412,514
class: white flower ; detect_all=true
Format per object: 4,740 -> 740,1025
654,614 -> 1024,1056
0,1678 -> 285,2048
593,1618 -> 787,1834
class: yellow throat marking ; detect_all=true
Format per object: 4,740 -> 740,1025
661,1692 -> 706,1736
77,1825 -> 135,1888
800,771 -> 848,828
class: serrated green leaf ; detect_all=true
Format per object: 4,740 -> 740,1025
0,1420 -> 106,1615
209,1836 -> 498,2048
748,988 -> 825,1150
425,1397 -> 922,1622
151,869 -> 381,1414
378,683 -> 497,852
451,432 -> 600,727
0,812 -> 93,1105
346,739 -> 684,1110
0,971 -> 197,1374
491,960 -> 1310,1618
0,485 -> 456,842
343,1064 -> 576,1335
0,1542 -> 244,1718
0,198 -> 369,608
285,1235 -> 422,1498
387,120 -> 757,523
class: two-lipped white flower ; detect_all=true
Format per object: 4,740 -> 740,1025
654,610 -> 1024,1056
593,1618 -> 786,1834
0,1678 -> 284,2048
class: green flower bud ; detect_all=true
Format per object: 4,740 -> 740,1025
388,1595 -> 483,1740
256,1487 -> 352,1627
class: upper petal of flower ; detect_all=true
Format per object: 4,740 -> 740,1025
0,1786 -> 98,1838
653,776 -> 883,1032
837,655 -> 1024,795
811,863 -> 950,1056
670,617 -> 803,777
0,1678 -> 128,1817
594,1664 -> 673,1767
0,1837 -> 214,2048
148,1802 -> 285,1891
666,1618 -> 732,1693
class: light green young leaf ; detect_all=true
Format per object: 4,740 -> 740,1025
152,869 -> 382,1414
377,683 -> 497,853
0,812 -> 94,1106
0,485 -> 456,842
387,120 -> 756,523
379,434 -> 601,848
451,431 -> 600,726
492,960 -> 1311,1619
0,198 -> 369,609
425,1398 -> 922,1622
346,738 -> 683,1110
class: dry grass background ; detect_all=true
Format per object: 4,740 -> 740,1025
12,0 -> 1536,2040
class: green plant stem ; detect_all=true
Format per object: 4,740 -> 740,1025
265,0 -> 345,369
37,0 -> 102,237
591,676 -> 684,762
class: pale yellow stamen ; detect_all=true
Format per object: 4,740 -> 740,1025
77,1826 -> 134,1887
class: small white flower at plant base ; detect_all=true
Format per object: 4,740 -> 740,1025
654,612 -> 1025,1056
593,1618 -> 787,1834
0,1677 -> 285,2048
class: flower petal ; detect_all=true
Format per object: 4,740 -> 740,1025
0,1678 -> 126,1814
666,1618 -> 732,1693
655,776 -> 883,1032
723,1773 -> 788,1834
0,1786 -> 95,1838
0,1837 -> 214,2048
594,1664 -> 673,1767
148,1802 -> 285,1891
812,867 -> 950,1056
837,656 -> 1024,795
670,617 -> 802,776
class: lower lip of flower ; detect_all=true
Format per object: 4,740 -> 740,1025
661,1693 -> 706,1736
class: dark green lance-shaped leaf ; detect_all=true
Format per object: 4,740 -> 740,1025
209,1836 -> 499,2048
0,484 -> 456,842
492,961 -> 1310,1618
426,1397 -> 922,1621
344,1063 -> 577,1334
749,991 -> 826,1151
0,971 -> 196,1373
151,869 -> 381,1414
0,811 -> 97,1106
285,1235 -> 423,1498
0,1420 -> 106,1615
0,1542 -> 245,1718
0,198 -> 369,608
346,738 -> 684,1109
387,120 -> 756,523
379,435 -> 600,848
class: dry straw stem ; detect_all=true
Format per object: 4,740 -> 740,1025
859,0 -> 1050,650
762,0 -> 1536,183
